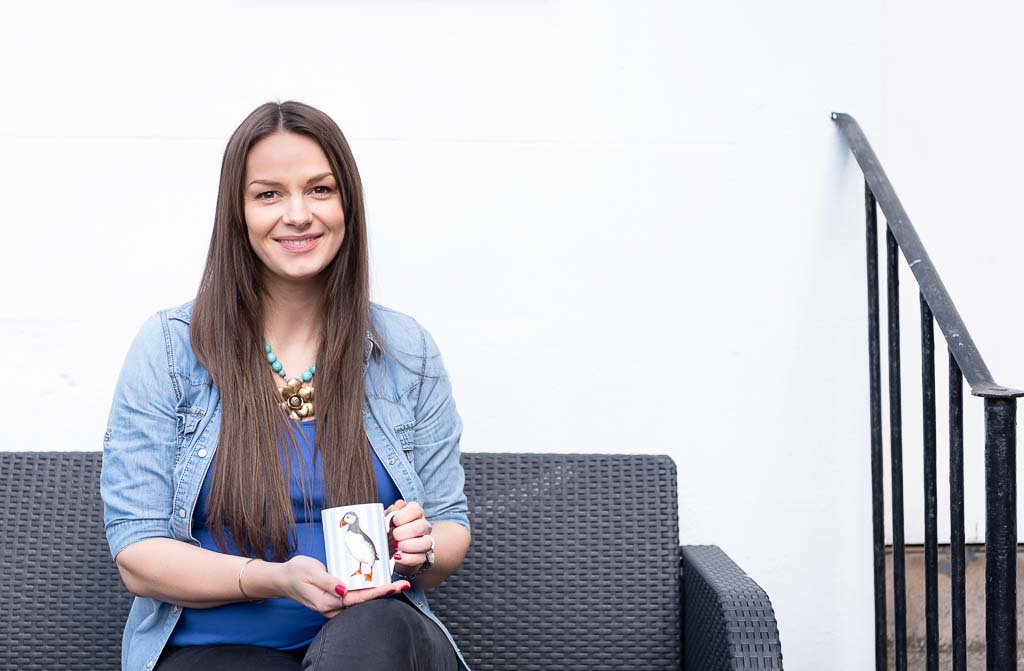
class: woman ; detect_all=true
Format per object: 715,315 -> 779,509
100,100 -> 473,671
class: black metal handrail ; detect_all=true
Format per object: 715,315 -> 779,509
833,112 -> 1020,671
832,113 -> 1023,400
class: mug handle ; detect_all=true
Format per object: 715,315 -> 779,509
383,510 -> 399,575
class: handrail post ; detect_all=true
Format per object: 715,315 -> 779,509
865,182 -> 887,670
920,296 -> 939,669
887,226 -> 908,670
984,397 -> 1017,671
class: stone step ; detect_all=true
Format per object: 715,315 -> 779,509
884,545 -> 1024,669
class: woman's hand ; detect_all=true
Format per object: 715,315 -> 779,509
277,555 -> 410,618
386,499 -> 433,577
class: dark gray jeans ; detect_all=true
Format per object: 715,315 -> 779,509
155,596 -> 458,671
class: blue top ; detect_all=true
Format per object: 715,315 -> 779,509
167,418 -> 402,650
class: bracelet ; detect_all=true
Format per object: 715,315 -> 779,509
238,558 -> 266,603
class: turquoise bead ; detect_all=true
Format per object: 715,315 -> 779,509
262,341 -> 318,382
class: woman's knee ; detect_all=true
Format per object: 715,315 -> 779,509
302,597 -> 423,670
333,597 -> 420,642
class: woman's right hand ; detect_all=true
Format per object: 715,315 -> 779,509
277,555 -> 411,618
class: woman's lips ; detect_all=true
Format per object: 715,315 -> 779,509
276,235 -> 323,252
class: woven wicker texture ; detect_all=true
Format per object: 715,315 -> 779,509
0,452 -> 132,670
430,452 -> 682,670
681,545 -> 783,669
1,451 -> 782,670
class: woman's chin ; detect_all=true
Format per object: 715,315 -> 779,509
269,263 -> 326,283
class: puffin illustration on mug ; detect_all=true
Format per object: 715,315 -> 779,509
339,511 -> 383,581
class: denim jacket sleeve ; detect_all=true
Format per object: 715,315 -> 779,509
414,322 -> 471,534
100,310 -> 179,562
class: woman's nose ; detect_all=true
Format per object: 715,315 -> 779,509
284,195 -> 312,225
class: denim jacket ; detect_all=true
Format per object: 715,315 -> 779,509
100,298 -> 473,671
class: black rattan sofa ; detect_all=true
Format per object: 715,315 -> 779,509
0,451 -> 782,670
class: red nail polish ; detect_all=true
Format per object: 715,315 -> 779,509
400,583 -> 411,592
392,541 -> 399,548
335,584 -> 346,597
394,553 -> 403,560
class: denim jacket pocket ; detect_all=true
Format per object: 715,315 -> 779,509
394,420 -> 416,465
175,406 -> 206,465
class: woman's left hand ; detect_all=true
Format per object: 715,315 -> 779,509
385,499 -> 432,576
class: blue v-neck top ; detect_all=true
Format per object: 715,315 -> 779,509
167,418 -> 402,649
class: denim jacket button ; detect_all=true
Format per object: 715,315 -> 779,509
387,457 -> 395,465
178,508 -> 187,518
197,449 -> 208,458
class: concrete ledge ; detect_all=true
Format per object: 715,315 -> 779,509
885,545 -> 1024,670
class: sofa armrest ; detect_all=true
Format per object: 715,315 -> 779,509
680,544 -> 783,670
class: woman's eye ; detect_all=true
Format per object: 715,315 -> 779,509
254,187 -> 332,200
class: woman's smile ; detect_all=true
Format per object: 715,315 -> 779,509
275,233 -> 324,252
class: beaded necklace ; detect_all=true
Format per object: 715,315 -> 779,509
265,343 -> 316,420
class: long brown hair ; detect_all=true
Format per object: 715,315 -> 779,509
191,100 -> 391,561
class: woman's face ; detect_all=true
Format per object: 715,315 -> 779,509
243,131 -> 345,285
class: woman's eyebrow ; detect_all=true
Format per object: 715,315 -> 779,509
247,172 -> 334,188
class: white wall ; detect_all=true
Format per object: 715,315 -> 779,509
5,1 -> 1021,668
877,0 -> 1024,551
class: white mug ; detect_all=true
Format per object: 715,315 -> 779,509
322,503 -> 399,590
